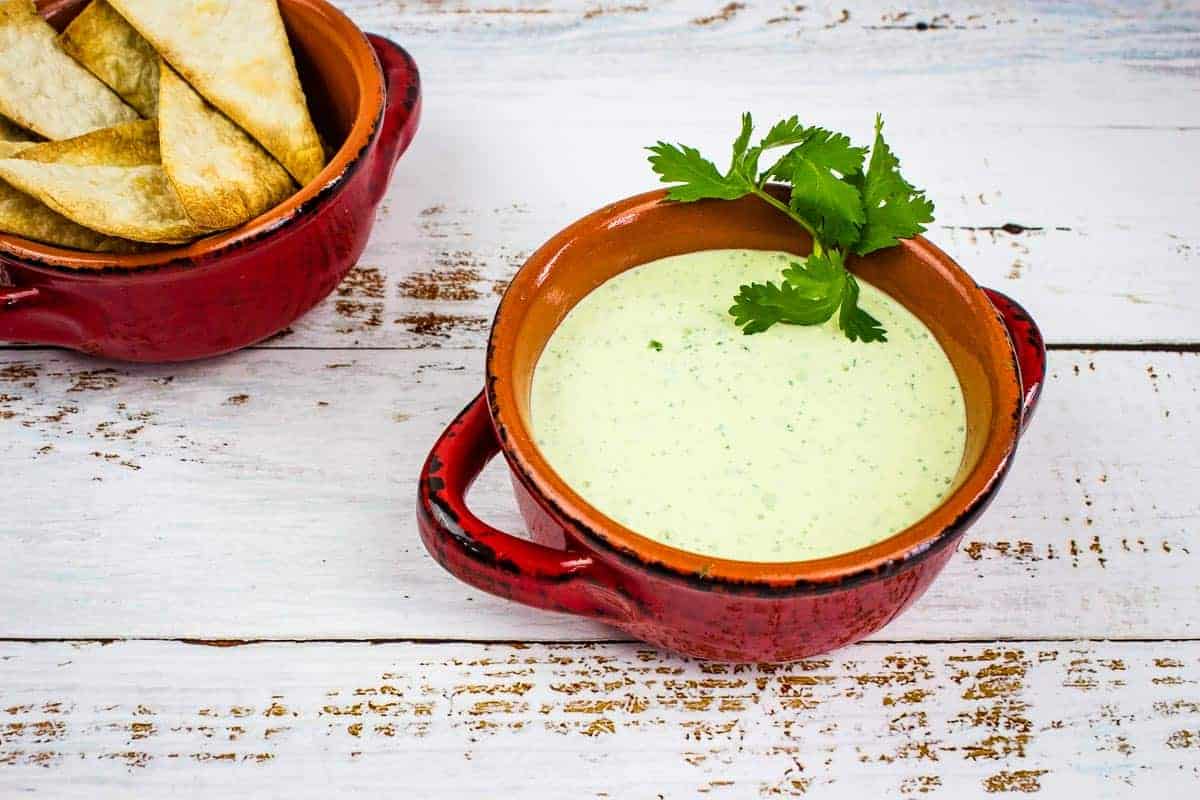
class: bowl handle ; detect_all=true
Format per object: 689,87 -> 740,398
365,34 -> 421,206
418,392 -> 636,623
0,271 -> 79,348
983,287 -> 1046,432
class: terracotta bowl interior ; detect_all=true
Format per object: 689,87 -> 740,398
0,0 -> 381,270
489,191 -> 1021,582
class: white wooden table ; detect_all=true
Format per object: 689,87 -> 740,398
3,1 -> 1198,795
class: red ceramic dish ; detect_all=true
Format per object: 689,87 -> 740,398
419,188 -> 1045,662
0,0 -> 421,362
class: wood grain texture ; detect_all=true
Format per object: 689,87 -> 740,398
1,640 -> 1198,797
2,348 -> 1195,640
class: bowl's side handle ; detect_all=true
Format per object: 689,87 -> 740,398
418,392 -> 635,623
983,287 -> 1046,432
365,34 -> 421,206
0,270 -> 80,348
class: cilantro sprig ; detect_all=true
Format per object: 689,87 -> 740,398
647,113 -> 934,342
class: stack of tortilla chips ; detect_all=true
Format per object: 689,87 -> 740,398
0,0 -> 325,256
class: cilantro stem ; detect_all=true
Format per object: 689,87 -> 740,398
749,185 -> 825,257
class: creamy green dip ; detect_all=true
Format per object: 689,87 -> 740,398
531,249 -> 967,562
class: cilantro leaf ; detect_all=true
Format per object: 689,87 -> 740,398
762,128 -> 869,248
730,280 -> 833,335
758,115 -> 808,150
771,151 -> 865,249
792,127 -> 868,176
782,248 -> 846,302
730,112 -> 754,172
730,252 -> 847,334
838,274 -> 887,343
854,115 -> 935,255
731,253 -> 887,342
745,116 -> 810,180
647,141 -> 750,201
728,112 -> 772,185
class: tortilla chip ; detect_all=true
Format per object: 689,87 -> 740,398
158,62 -> 294,230
0,0 -> 138,139
0,121 -> 204,243
108,0 -> 325,185
16,118 -> 158,166
0,113 -> 34,142
59,0 -> 159,118
0,140 -> 29,158
0,129 -> 144,253
0,180 -> 137,252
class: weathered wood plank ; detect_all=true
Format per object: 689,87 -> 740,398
1,640 -> 1197,796
2,349 -> 1195,640
8,1 -> 1198,349
296,210 -> 1200,351
285,0 -> 1200,348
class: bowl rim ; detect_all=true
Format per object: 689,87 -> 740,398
485,187 -> 1024,593
0,0 -> 385,274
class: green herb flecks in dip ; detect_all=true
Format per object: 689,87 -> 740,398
531,249 -> 966,562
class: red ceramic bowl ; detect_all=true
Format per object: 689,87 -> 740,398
418,188 -> 1045,662
0,0 -> 420,362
